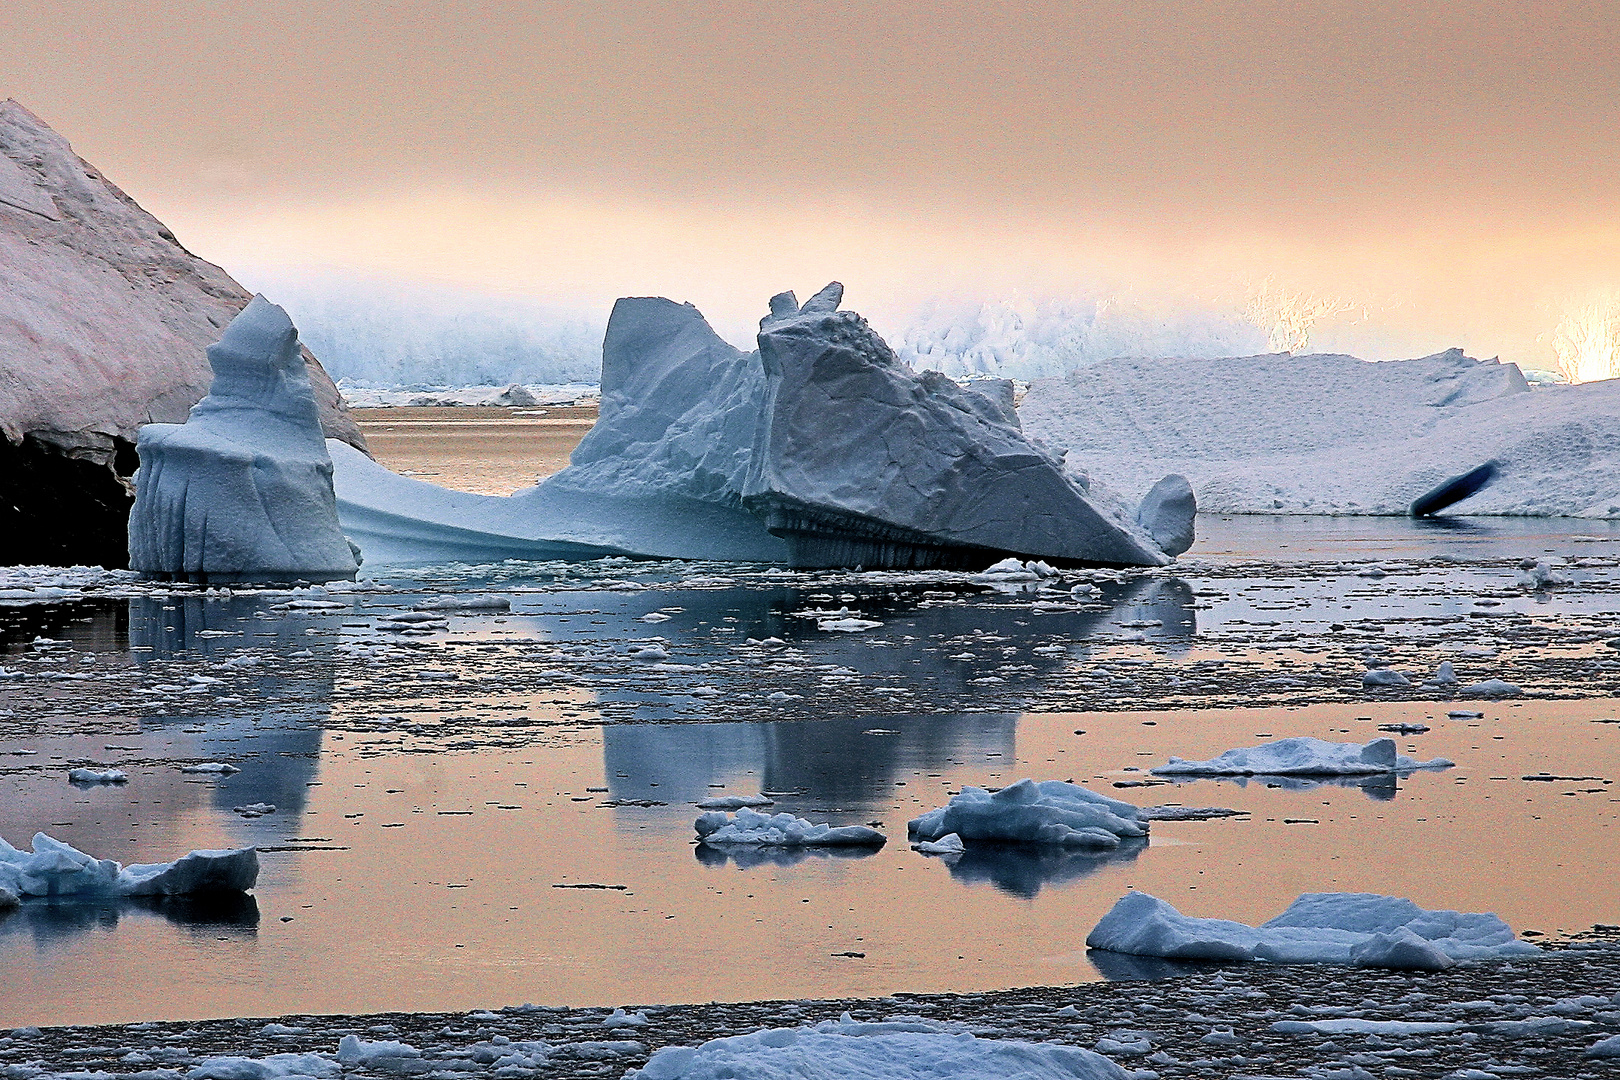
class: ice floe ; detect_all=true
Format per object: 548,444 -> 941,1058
0,832 -> 257,897
67,766 -> 126,785
1150,737 -> 1451,777
128,297 -> 359,583
908,779 -> 1148,849
628,1014 -> 1130,1079
693,808 -> 886,847
1087,891 -> 1540,970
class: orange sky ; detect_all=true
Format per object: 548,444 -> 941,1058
3,1 -> 1617,362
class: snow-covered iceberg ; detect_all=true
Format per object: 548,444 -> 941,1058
693,808 -> 886,847
908,778 -> 1149,849
1019,347 -> 1620,518
331,285 -> 1188,568
0,99 -> 363,568
1151,737 -> 1452,777
1086,891 -> 1540,971
0,832 -> 258,897
129,297 -> 360,583
629,1014 -> 1130,1080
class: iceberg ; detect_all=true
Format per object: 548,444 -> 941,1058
0,832 -> 258,898
908,778 -> 1149,849
1150,737 -> 1452,777
693,808 -> 886,847
129,297 -> 360,583
332,284 -> 1188,569
629,1014 -> 1130,1080
1086,891 -> 1541,970
0,99 -> 364,568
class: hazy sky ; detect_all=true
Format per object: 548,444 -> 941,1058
4,1 -> 1617,361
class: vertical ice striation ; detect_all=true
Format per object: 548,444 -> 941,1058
129,297 -> 359,582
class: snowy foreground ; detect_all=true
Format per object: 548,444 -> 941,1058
8,947 -> 1620,1080
1020,348 -> 1620,517
1088,892 -> 1540,972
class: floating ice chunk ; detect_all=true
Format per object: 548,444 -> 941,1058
1449,709 -> 1485,719
1271,1017 -> 1462,1035
818,616 -> 882,632
1460,678 -> 1522,698
1515,559 -> 1569,589
602,1009 -> 649,1029
1588,1034 -> 1620,1058
626,641 -> 671,661
696,795 -> 776,810
908,779 -> 1148,849
1151,737 -> 1451,777
1086,891 -> 1540,970
67,767 -> 127,785
628,1014 -> 1129,1080
189,1053 -> 341,1080
336,1036 -> 420,1064
233,802 -> 276,817
1361,668 -> 1411,687
180,762 -> 242,774
911,832 -> 965,855
1427,660 -> 1459,685
694,808 -> 886,847
1139,806 -> 1246,821
1136,474 -> 1196,557
413,594 -> 511,612
129,297 -> 359,583
977,558 -> 1041,582
0,832 -> 257,897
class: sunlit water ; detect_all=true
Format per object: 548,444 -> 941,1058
1,515 -> 1618,1026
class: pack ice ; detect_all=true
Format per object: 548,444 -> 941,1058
129,297 -> 360,583
1086,891 -> 1541,971
331,284 -> 1190,568
0,832 -> 258,898
693,808 -> 886,847
908,779 -> 1149,849
1019,348 -> 1620,517
1151,737 -> 1452,777
629,1014 -> 1130,1080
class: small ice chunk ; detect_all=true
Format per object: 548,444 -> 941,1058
233,803 -> 276,817
1361,668 -> 1411,687
1460,678 -> 1522,698
626,642 -> 671,661
908,779 -> 1147,849
1429,660 -> 1459,685
68,767 -> 127,785
818,616 -> 883,632
693,808 -> 886,847
1588,1033 -> 1620,1058
181,762 -> 242,774
1151,737 -> 1450,777
336,1035 -> 421,1064
413,594 -> 510,611
911,832 -> 965,855
696,795 -> 775,810
602,1008 -> 649,1029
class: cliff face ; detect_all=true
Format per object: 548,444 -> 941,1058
0,99 -> 367,567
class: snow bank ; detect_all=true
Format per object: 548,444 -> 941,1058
908,779 -> 1148,849
0,100 -> 362,566
1151,737 -> 1452,777
129,297 -> 359,583
332,284 -> 1187,568
1087,891 -> 1540,970
0,832 -> 257,897
1020,348 -> 1620,517
629,1014 -> 1129,1080
693,808 -> 886,847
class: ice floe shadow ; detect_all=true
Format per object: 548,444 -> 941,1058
0,892 -> 259,942
1158,773 -> 1404,801
692,844 -> 883,870
1084,948 -> 1228,981
932,836 -> 1148,899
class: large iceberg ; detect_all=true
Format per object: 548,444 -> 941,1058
1086,891 -> 1540,971
0,832 -> 258,898
908,778 -> 1149,849
0,99 -> 364,568
1150,737 -> 1452,777
129,297 -> 360,583
332,284 -> 1188,569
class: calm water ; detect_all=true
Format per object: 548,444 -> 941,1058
1,514 -> 1617,1025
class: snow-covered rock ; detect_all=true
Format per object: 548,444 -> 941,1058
908,779 -> 1149,849
332,285 -> 1187,568
0,99 -> 364,567
0,832 -> 258,897
1020,347 -> 1620,518
1086,891 -> 1540,970
693,808 -> 886,847
628,1014 -> 1129,1080
129,297 -> 360,583
1151,737 -> 1452,777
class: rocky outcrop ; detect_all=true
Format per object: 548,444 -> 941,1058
0,99 -> 365,567
129,297 -> 359,583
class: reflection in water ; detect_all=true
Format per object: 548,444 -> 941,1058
1161,772 -> 1402,801
1086,948 -> 1226,982
0,893 -> 259,944
0,601 -> 128,655
935,837 -> 1149,899
693,844 -> 884,870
